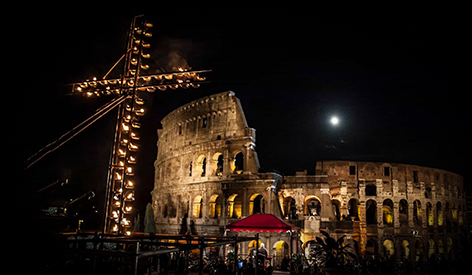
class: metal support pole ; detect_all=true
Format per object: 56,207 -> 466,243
184,237 -> 190,275
92,232 -> 98,275
134,241 -> 140,275
289,231 -> 293,275
233,235 -> 239,274
255,233 -> 258,275
199,237 -> 204,275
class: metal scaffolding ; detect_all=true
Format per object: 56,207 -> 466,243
24,15 -> 211,235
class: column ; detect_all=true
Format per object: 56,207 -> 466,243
378,199 -> 384,227
408,201 -> 415,228
394,201 -> 400,228
224,148 -> 231,176
242,188 -> 248,217
320,185 -> 331,221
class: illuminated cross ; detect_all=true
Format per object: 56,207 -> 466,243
69,15 -> 210,235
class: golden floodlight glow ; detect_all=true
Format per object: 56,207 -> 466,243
126,167 -> 134,175
126,180 -> 134,188
122,218 -> 131,227
135,108 -> 145,116
125,191 -> 135,201
131,121 -> 141,128
129,143 -> 138,151
128,155 -> 137,164
122,123 -> 130,132
130,132 -> 139,140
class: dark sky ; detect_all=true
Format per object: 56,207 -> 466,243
15,5 -> 470,221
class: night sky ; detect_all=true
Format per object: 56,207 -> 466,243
15,5 -> 470,227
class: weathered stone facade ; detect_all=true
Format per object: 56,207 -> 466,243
151,91 -> 280,235
284,161 -> 466,261
151,91 -> 467,261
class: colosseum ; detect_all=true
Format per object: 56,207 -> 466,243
151,91 -> 467,263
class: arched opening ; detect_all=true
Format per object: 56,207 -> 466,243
383,239 -> 395,259
212,153 -> 224,176
383,199 -> 394,226
366,199 -> 377,225
177,195 -> 188,218
163,205 -> 168,218
452,203 -> 458,230
415,240 -> 424,262
399,199 -> 408,226
426,202 -> 434,227
459,205 -> 464,225
452,203 -> 458,220
425,185 -> 432,199
447,238 -> 454,260
273,241 -> 289,268
428,239 -> 435,259
348,198 -> 360,221
195,155 -> 206,177
284,197 -> 297,219
227,194 -> 242,218
413,200 -> 422,225
248,240 -> 262,256
249,193 -> 265,214
217,155 -> 224,175
438,239 -> 444,255
365,184 -> 377,196
365,239 -> 378,256
201,157 -> 207,176
445,202 -> 452,232
401,240 -> 410,260
305,197 -> 321,216
167,194 -> 177,218
437,202 -> 443,227
193,196 -> 203,218
209,194 -> 222,219
233,152 -> 244,174
331,200 -> 341,220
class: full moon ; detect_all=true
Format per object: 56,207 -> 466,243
330,116 -> 339,126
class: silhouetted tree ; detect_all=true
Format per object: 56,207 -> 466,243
144,203 -> 156,233
133,213 -> 141,232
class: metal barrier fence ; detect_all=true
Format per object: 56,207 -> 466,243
52,231 -> 259,275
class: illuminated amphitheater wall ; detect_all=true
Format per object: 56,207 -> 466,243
151,91 -> 467,261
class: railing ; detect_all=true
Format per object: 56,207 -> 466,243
47,231 -> 257,275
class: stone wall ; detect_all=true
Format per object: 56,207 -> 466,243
151,91 -> 467,261
151,91 -> 280,235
